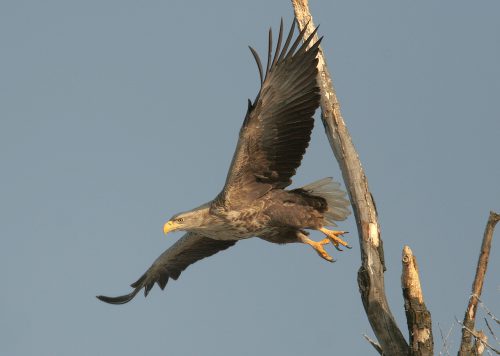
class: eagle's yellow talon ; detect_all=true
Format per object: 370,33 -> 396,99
301,236 -> 334,262
319,227 -> 350,248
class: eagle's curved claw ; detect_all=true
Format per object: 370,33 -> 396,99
319,227 -> 350,249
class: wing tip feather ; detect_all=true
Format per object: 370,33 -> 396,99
96,288 -> 140,305
248,46 -> 264,85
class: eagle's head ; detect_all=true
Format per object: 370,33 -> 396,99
163,204 -> 211,235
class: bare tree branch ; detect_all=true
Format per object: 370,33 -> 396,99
290,1 -> 408,354
457,318 -> 500,355
458,211 -> 500,355
484,318 -> 499,345
438,322 -> 455,356
363,333 -> 384,355
478,297 -> 500,325
401,246 -> 433,355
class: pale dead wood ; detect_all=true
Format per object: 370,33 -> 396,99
456,317 -> 500,355
474,331 -> 488,355
290,0 -> 408,354
458,211 -> 500,355
363,333 -> 383,355
401,246 -> 433,355
473,330 -> 488,356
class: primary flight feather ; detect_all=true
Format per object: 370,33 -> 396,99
97,19 -> 350,305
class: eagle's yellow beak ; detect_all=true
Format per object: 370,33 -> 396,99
163,220 -> 177,235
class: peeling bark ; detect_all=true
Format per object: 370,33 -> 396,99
401,246 -> 433,356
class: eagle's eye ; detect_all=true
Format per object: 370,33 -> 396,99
176,217 -> 184,223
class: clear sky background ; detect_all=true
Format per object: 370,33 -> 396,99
1,1 -> 499,355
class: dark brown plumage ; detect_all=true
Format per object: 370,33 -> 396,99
97,19 -> 350,305
97,234 -> 235,304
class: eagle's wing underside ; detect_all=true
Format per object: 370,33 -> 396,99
98,20 -> 322,305
97,233 -> 236,304
217,19 -> 322,208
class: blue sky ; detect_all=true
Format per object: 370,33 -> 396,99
1,1 -> 499,355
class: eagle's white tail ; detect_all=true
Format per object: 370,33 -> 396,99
301,177 -> 351,226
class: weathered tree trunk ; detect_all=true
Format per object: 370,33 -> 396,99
291,1 -> 409,354
290,2 -> 498,356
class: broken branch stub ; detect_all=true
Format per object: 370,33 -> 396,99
401,246 -> 433,356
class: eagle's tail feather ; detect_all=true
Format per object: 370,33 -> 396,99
301,177 -> 351,226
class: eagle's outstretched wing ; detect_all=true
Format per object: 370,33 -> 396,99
97,233 -> 236,304
217,20 -> 322,208
98,20 -> 322,304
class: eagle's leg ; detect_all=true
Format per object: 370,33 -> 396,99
297,232 -> 334,262
319,227 -> 351,251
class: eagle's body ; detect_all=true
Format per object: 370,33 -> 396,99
184,179 -> 346,242
98,20 -> 351,305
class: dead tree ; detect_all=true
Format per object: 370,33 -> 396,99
290,1 -> 498,355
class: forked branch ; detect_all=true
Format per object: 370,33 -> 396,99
291,2 -> 497,355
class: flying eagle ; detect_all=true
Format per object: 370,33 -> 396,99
97,20 -> 351,305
